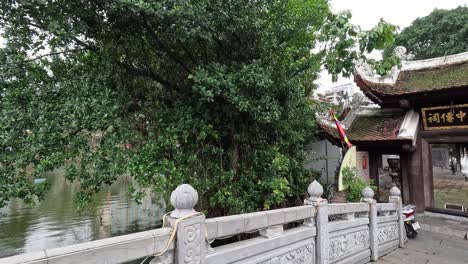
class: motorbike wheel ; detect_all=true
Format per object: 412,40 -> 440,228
405,222 -> 418,239
407,230 -> 418,239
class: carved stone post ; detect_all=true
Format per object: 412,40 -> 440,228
169,184 -> 206,264
389,186 -> 405,248
305,180 -> 328,264
362,187 -> 378,261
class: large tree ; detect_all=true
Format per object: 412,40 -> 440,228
0,0 -> 396,215
387,6 -> 468,59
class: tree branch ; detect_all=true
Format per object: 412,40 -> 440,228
140,17 -> 192,74
120,62 -> 172,89
24,49 -> 86,62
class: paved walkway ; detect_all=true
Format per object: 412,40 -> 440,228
417,213 -> 468,239
376,231 -> 468,264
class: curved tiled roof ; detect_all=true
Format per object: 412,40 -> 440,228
318,113 -> 408,142
354,50 -> 468,97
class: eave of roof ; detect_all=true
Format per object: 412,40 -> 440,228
318,108 -> 418,145
354,49 -> 468,98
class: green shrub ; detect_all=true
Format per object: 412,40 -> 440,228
342,167 -> 376,202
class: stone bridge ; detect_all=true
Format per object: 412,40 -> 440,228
0,181 -> 405,264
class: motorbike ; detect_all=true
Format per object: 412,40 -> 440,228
402,204 -> 420,238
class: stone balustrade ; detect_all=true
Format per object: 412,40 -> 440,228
0,181 -> 405,264
0,228 -> 173,264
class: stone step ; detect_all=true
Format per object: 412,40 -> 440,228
416,212 -> 468,240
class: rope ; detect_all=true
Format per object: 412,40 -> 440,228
140,211 -> 272,264
139,211 -> 203,264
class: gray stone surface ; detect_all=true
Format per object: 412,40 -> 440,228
389,186 -> 400,197
259,225 -> 283,238
376,222 -> 399,246
176,215 -> 206,264
315,200 -> 329,264
388,189 -> 405,248
377,240 -> 399,259
205,206 -> 316,240
308,180 -> 324,201
206,226 -> 316,264
376,203 -> 396,212
150,251 -> 174,264
417,213 -> 468,239
376,215 -> 398,224
328,203 -> 369,215
362,187 -> 375,202
329,218 -> 369,233
0,251 -> 48,264
170,184 -> 198,218
329,227 -> 369,263
367,199 -> 378,261
0,228 -> 173,264
376,231 -> 468,264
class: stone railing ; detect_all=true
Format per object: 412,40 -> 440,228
0,182 -> 405,264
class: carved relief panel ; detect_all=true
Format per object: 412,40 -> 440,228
377,224 -> 398,244
329,229 -> 369,261
259,244 -> 315,264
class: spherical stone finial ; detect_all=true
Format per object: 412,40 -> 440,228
361,187 -> 374,200
307,180 -> 324,199
389,186 -> 401,197
170,184 -> 198,218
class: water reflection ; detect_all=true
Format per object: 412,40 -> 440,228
0,170 -> 164,258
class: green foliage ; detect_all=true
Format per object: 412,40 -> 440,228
342,167 -> 376,202
385,6 -> 468,59
0,1 -> 395,215
320,14 -> 397,81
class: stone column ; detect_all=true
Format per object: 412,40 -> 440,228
362,187 -> 378,261
168,184 -> 206,264
389,186 -> 405,248
305,180 -> 328,264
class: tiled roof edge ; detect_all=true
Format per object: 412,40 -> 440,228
401,51 -> 468,71
354,48 -> 468,86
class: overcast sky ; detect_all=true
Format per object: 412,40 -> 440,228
317,0 -> 468,92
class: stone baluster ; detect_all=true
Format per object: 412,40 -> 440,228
305,180 -> 328,264
362,187 -> 378,261
167,184 -> 206,264
389,186 -> 405,248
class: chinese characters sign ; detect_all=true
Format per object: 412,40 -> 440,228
421,104 -> 468,130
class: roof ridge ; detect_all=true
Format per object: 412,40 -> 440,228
401,50 -> 468,72
355,49 -> 468,87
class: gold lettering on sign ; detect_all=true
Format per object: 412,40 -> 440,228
421,104 -> 468,131
446,112 -> 454,123
428,113 -> 440,123
456,111 -> 466,122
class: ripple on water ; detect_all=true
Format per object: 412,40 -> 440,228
0,172 -> 164,258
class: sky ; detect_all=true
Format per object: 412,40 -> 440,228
317,0 -> 468,93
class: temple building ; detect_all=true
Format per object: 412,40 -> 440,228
319,47 -> 468,215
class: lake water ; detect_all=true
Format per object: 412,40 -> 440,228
0,170 -> 165,258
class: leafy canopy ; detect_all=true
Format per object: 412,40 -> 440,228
386,6 -> 468,59
0,0 -> 396,215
